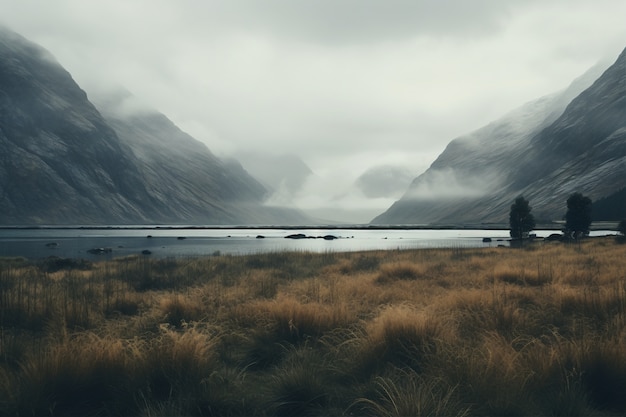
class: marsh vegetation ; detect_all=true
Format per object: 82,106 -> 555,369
1,238 -> 626,416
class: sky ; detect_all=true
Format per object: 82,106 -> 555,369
2,0 -> 626,223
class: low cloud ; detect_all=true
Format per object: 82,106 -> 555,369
277,173 -> 398,224
403,168 -> 502,201
261,154 -> 424,223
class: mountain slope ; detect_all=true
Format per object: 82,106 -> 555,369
95,90 -> 310,224
373,54 -> 623,225
0,26 -> 159,223
0,27 -> 308,225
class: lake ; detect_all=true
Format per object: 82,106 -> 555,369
0,226 -> 616,260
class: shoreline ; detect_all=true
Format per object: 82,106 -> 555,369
0,221 -> 618,231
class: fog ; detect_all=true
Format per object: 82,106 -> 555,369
403,168 -> 503,201
1,0 -> 626,222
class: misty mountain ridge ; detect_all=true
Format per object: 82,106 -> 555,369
373,50 -> 626,224
0,27 -> 309,225
4,24 -> 624,227
233,152 -> 415,223
231,151 -> 314,204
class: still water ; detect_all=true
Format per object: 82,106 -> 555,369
0,226 -> 614,260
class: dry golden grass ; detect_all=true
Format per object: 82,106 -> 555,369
1,237 -> 626,415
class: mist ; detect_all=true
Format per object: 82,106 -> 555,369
238,150 -> 425,223
403,167 -> 503,201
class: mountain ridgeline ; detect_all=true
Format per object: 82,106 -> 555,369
0,27 -> 308,225
373,48 -> 626,225
3,26 -> 625,226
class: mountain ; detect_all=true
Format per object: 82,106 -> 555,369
93,89 -> 310,224
0,27 -> 308,225
232,152 -> 314,202
0,27 -> 157,223
373,52 -> 624,225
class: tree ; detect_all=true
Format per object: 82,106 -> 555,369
509,196 -> 536,240
564,192 -> 592,239
617,219 -> 626,243
619,219 -> 626,236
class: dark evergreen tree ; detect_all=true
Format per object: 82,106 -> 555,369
509,196 -> 536,240
618,219 -> 626,236
591,188 -> 626,221
564,192 -> 592,239
617,219 -> 626,244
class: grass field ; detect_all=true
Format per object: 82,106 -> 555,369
1,237 -> 625,416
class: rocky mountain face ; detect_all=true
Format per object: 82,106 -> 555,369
0,27 -> 308,225
373,52 -> 625,225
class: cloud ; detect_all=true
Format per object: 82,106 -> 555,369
403,167 -> 502,201
281,170 -> 399,224
192,0 -> 515,44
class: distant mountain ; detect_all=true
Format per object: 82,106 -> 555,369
373,52 -> 625,225
0,27 -> 309,225
232,152 -> 313,200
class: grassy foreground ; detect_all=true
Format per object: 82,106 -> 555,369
1,238 -> 626,416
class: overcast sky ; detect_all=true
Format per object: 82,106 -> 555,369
2,0 -> 626,222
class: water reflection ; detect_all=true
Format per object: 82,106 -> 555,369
0,227 -> 615,260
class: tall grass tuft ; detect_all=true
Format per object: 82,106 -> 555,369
354,305 -> 448,377
140,324 -> 219,403
265,345 -> 336,416
14,333 -> 139,416
375,262 -> 425,284
353,368 -> 469,417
